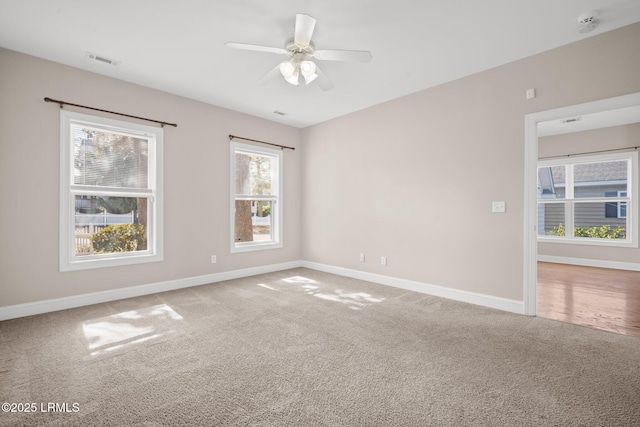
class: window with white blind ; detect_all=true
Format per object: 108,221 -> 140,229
230,141 -> 283,252
537,151 -> 637,247
60,111 -> 163,271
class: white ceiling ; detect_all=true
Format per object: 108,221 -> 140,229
1,0 -> 640,128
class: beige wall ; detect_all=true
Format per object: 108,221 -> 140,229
301,23 -> 640,301
0,48 -> 302,306
538,123 -> 640,263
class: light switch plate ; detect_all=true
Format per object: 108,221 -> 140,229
492,201 -> 506,213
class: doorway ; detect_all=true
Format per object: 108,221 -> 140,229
523,92 -> 640,338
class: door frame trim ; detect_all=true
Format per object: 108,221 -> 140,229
523,92 -> 640,315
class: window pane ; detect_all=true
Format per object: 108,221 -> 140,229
73,126 -> 149,188
619,201 -> 627,218
75,195 -> 148,256
574,160 -> 627,199
537,166 -> 565,199
234,200 -> 272,243
605,191 -> 628,219
235,152 -> 272,195
538,203 -> 565,236
574,202 -> 626,239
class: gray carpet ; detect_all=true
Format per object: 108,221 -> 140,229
1,268 -> 640,426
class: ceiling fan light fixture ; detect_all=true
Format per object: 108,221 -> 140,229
279,61 -> 296,78
284,70 -> 300,86
300,60 -> 318,84
280,60 -> 302,85
300,60 -> 316,76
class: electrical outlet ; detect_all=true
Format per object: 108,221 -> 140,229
359,253 -> 365,262
381,256 -> 387,266
210,255 -> 217,264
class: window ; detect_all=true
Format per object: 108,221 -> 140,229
60,111 -> 163,271
537,151 -> 637,247
230,141 -> 283,252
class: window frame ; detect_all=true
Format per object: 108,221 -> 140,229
618,190 -> 628,218
537,151 -> 638,248
59,111 -> 163,271
230,141 -> 283,253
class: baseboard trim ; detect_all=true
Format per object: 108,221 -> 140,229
300,261 -> 525,315
538,255 -> 640,272
0,261 -> 303,321
1,259 -> 526,321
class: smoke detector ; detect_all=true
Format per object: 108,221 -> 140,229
578,11 -> 599,34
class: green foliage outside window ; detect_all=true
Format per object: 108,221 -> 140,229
90,223 -> 146,253
547,223 -> 626,239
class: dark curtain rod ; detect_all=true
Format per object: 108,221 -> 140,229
44,97 -> 177,128
538,145 -> 638,160
229,134 -> 295,151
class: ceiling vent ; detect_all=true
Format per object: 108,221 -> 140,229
86,52 -> 120,66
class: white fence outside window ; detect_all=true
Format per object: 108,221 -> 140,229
75,211 -> 134,226
252,215 -> 271,226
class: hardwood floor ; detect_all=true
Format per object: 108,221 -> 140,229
537,262 -> 640,338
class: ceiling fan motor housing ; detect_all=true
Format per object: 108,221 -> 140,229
285,38 -> 314,60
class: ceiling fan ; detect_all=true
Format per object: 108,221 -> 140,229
225,14 -> 372,91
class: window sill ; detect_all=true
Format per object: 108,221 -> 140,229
61,252 -> 163,272
537,237 -> 638,248
231,241 -> 283,254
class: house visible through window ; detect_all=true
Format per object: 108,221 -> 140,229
60,111 -> 163,271
537,151 -> 637,247
230,141 -> 283,252
604,190 -> 627,219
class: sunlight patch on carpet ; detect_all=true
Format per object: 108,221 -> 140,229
81,304 -> 183,356
281,276 -> 385,310
281,276 -> 318,284
256,283 -> 280,291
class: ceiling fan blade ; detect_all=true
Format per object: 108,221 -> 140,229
225,42 -> 286,55
294,14 -> 316,46
314,65 -> 334,91
257,64 -> 283,85
314,49 -> 372,62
